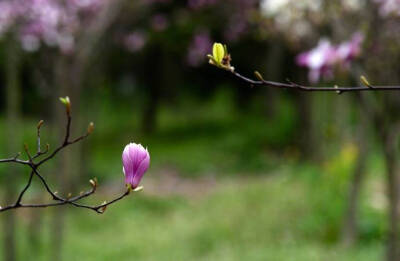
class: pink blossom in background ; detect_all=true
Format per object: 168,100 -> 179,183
296,33 -> 364,83
123,31 -> 147,53
224,17 -> 247,42
122,143 -> 150,189
0,0 -> 108,53
296,39 -> 337,83
0,1 -> 18,36
223,0 -> 258,42
151,14 -> 169,32
142,0 -> 171,5
336,32 -> 364,68
187,0 -> 218,9
187,31 -> 212,66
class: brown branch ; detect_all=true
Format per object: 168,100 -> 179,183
0,153 -> 29,165
36,114 -> 89,167
0,98 -> 133,214
230,70 -> 400,93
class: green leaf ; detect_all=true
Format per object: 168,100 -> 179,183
59,97 -> 67,104
59,96 -> 70,105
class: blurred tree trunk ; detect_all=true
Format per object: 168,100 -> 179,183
361,92 -> 400,261
262,43 -> 285,117
378,94 -> 400,261
381,126 -> 400,261
49,58 -> 69,261
292,70 -> 319,161
341,94 -> 369,246
28,208 -> 43,258
48,1 -> 127,259
3,42 -> 21,261
50,55 -> 85,261
293,92 -> 318,160
141,46 -> 162,134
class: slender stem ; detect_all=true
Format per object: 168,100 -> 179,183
15,171 -> 35,206
0,153 -> 29,165
231,70 -> 400,93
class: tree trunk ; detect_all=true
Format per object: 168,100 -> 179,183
293,92 -> 317,160
141,47 -> 163,134
341,94 -> 369,246
382,128 -> 400,261
50,56 -> 84,261
3,42 -> 21,261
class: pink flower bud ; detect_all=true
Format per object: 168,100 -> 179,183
122,143 -> 150,189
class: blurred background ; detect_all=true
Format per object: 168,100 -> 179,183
1,0 -> 400,260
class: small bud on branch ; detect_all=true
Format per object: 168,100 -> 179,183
59,96 -> 71,115
37,120 -> 44,129
254,71 -> 264,81
87,122 -> 94,134
360,75 -> 373,88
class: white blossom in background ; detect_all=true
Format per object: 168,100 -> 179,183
374,0 -> 400,16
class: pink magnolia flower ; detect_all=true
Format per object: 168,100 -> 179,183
122,143 -> 150,189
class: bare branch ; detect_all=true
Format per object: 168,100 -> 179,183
230,70 -> 400,93
0,98 -> 133,214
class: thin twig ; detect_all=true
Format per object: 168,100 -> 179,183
15,171 -> 34,206
230,70 -> 400,93
0,100 -> 133,214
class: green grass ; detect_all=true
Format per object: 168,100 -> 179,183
87,88 -> 298,179
2,173 -> 384,261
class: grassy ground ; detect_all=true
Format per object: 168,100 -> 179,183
3,173 -> 384,261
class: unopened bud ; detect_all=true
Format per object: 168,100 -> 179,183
59,96 -> 71,115
254,71 -> 264,81
334,85 -> 341,94
89,178 -> 97,190
87,122 -> 94,134
37,120 -> 44,129
100,201 -> 108,213
360,75 -> 372,88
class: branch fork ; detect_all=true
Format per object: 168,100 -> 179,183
0,97 -> 135,214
